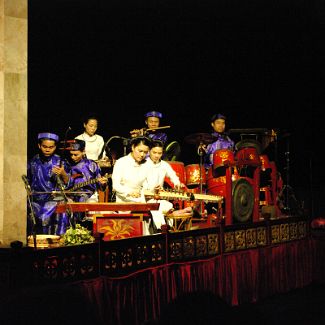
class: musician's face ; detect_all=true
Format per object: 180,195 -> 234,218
70,150 -> 84,163
131,143 -> 150,163
38,140 -> 56,157
84,119 -> 98,136
211,119 -> 226,133
150,146 -> 163,163
146,117 -> 160,129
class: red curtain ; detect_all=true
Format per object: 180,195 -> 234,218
79,237 -> 324,325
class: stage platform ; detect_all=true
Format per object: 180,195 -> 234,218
0,215 -> 324,325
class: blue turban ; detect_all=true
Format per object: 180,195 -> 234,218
37,132 -> 59,142
70,139 -> 86,151
211,113 -> 226,123
144,111 -> 163,119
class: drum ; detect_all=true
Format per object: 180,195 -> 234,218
213,149 -> 235,170
235,147 -> 260,167
207,167 -> 227,196
164,161 -> 186,187
185,164 -> 206,188
27,234 -> 61,248
207,166 -> 239,197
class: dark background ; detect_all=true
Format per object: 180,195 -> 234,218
28,0 -> 325,216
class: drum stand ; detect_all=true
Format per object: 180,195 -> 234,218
197,142 -> 205,215
103,135 -> 129,157
279,134 -> 302,216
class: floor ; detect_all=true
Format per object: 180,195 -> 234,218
144,282 -> 325,325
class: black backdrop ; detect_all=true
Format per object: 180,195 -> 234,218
27,0 -> 325,214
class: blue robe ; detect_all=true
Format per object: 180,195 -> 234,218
204,132 -> 235,170
67,158 -> 105,222
27,154 -> 71,235
148,131 -> 168,145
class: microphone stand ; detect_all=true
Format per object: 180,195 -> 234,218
22,176 -> 37,249
57,127 -> 75,229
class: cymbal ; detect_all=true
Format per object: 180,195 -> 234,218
184,133 -> 216,145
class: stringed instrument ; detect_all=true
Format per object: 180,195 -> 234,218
144,189 -> 223,203
68,173 -> 111,192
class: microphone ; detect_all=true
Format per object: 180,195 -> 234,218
21,175 -> 31,192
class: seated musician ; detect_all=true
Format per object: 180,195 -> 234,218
200,113 -> 235,170
111,136 -> 155,233
75,113 -> 109,162
130,110 -> 181,161
27,132 -> 70,235
144,140 -> 189,231
130,110 -> 168,144
66,139 -> 108,223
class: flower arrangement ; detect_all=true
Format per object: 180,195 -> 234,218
60,223 -> 95,246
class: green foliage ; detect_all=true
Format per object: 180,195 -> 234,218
60,224 -> 95,246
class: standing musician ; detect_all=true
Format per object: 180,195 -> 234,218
130,110 -> 168,144
27,132 -> 70,235
201,113 -> 235,170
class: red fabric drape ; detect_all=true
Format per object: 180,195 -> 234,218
78,237 -> 324,325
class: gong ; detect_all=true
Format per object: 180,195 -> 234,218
232,178 -> 254,223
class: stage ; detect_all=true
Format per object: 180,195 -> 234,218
1,215 -> 324,325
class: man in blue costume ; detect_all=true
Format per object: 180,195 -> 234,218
202,113 -> 235,170
27,132 -> 71,235
130,110 -> 168,144
66,139 -> 108,223
130,110 -> 181,161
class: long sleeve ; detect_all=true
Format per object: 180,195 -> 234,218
112,154 -> 148,202
144,160 -> 180,190
163,161 -> 181,187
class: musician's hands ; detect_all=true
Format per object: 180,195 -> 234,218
130,128 -> 145,138
154,185 -> 163,191
198,143 -> 207,154
127,191 -> 142,198
52,165 -> 69,183
98,175 -> 108,185
52,165 -> 63,175
174,183 -> 187,191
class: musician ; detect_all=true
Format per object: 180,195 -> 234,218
112,136 -> 152,203
27,132 -> 70,235
130,110 -> 168,144
67,139 -> 108,222
201,113 -> 235,170
75,114 -> 107,161
67,140 -> 108,199
144,140 -> 186,230
130,110 -> 182,161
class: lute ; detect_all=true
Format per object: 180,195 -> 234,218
69,173 -> 111,192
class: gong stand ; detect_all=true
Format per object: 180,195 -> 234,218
280,134 -> 295,215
